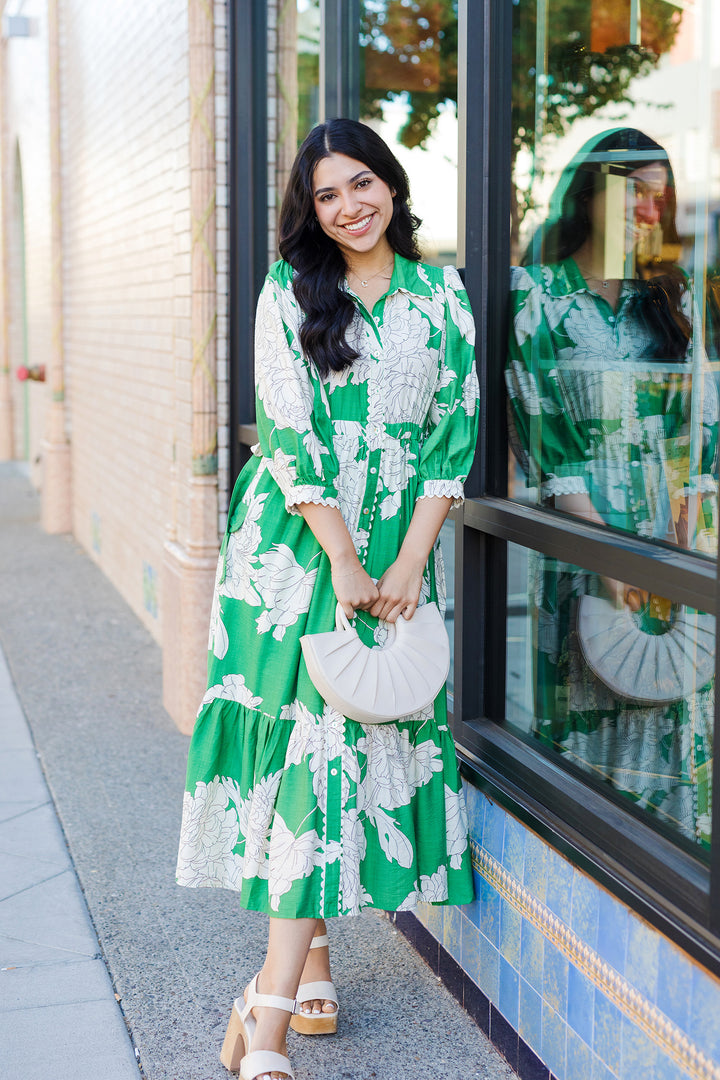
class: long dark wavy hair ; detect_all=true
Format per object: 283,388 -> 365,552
278,119 -> 422,377
525,128 -> 691,360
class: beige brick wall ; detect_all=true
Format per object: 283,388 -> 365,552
2,0 -> 229,648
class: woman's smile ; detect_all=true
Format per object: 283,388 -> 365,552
313,152 -> 395,265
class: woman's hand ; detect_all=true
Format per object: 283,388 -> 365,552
331,553 -> 379,619
370,553 -> 424,623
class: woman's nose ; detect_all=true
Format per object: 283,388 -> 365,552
635,192 -> 661,225
340,190 -> 362,217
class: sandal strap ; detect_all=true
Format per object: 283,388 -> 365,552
244,973 -> 297,1016
240,1049 -> 295,1080
296,980 -> 338,1007
308,933 -> 329,950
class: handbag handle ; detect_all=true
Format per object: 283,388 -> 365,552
334,602 -> 399,646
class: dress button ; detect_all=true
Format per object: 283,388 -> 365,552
363,508 -> 370,515
609,316 -> 615,324
370,467 -> 377,474
330,768 -> 338,776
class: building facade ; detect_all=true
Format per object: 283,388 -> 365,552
2,2 -> 720,1079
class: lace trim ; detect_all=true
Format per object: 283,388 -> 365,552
541,474 -> 588,499
418,479 -> 465,507
286,485 -> 340,514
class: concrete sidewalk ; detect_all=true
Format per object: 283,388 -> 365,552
0,462 -> 517,1080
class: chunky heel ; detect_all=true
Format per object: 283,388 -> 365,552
219,974 -> 296,1079
219,1000 -> 246,1071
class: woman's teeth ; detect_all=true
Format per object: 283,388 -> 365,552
343,215 -> 373,232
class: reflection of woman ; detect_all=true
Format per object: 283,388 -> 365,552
506,128 -> 717,848
177,120 -> 478,1080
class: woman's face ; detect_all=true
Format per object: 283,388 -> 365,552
625,163 -> 668,248
312,153 -> 395,262
586,162 -> 669,255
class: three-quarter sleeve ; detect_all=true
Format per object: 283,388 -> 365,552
253,266 -> 341,513
505,266 -> 590,499
417,266 -> 479,506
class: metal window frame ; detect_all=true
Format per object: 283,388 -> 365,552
455,0 -> 720,973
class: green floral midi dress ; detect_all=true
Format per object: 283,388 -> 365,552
176,255 -> 479,917
506,258 -> 718,848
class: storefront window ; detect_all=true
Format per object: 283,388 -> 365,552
503,0 -> 719,856
506,541 -> 714,852
359,0 -> 459,264
269,0 -> 321,249
507,0 -> 719,557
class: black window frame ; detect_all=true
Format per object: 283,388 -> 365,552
228,0 -> 720,974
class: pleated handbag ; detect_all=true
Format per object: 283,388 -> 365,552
300,601 -> 450,724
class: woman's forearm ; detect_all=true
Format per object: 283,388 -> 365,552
372,496 -> 453,622
298,502 -> 379,615
398,496 -> 454,570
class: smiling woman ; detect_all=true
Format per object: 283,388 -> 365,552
177,117 -> 479,1080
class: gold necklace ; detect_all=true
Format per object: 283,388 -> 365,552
348,259 -> 394,288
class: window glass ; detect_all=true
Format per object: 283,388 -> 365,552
359,0 -> 459,265
506,0 -> 719,562
506,542 -> 714,854
269,0 -> 321,256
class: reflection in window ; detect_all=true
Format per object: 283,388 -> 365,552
268,0 -> 320,257
359,1 -> 459,264
506,543 -> 714,852
504,1 -> 719,856
507,2 -> 720,560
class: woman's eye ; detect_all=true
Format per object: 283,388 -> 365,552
356,178 -> 371,189
319,193 -> 335,203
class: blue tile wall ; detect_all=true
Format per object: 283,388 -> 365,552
411,786 -> 720,1080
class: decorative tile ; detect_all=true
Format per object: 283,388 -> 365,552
566,1029 -> 592,1080
567,962 -> 594,1046
464,974 -> 490,1034
541,1004 -> 567,1080
545,847 -> 574,925
499,895 -> 522,968
442,902 -> 462,964
425,902 -> 444,941
491,1004 -> 520,1073
477,930 -> 500,1006
625,913 -> 659,1001
524,827 -> 549,904
591,1054 -> 619,1080
620,1012 -> 660,1080
463,778 -> 485,845
519,975 -> 543,1052
655,936 -> 692,1034
543,939 -> 569,1018
689,964 -> 720,1062
570,869 -> 599,950
521,916 -> 545,995
499,954 -> 520,1028
518,1037 -> 550,1080
438,946 -> 464,1005
597,887 -> 627,976
503,811 -> 527,878
460,912 -> 481,987
479,870 -> 501,948
593,987 -> 622,1077
462,869 -> 483,929
484,797 -> 506,862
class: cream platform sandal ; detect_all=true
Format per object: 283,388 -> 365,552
220,973 -> 295,1079
289,934 -> 339,1036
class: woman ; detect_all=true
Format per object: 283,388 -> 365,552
506,128 -> 717,849
177,119 -> 479,1080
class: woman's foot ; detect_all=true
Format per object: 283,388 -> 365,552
244,972 -> 293,1080
296,936 -> 337,1018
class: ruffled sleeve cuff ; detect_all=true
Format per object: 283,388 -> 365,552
540,473 -> 588,500
417,478 -> 466,508
263,447 -> 340,515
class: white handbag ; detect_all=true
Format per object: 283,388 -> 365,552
300,602 -> 450,724
577,594 -> 715,705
